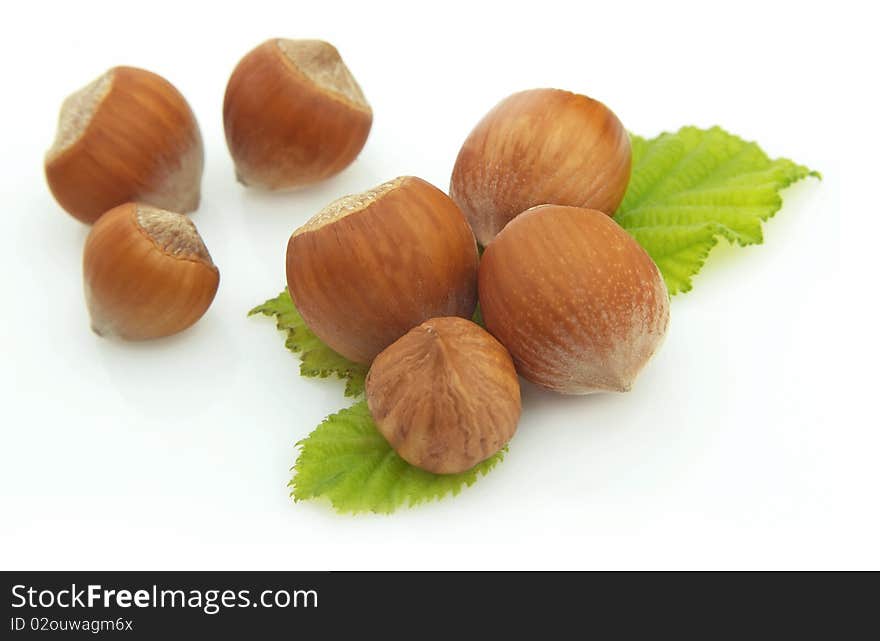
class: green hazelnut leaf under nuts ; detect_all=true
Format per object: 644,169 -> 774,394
249,290 -> 367,398
617,126 -> 819,295
252,125 -> 819,514
291,401 -> 507,514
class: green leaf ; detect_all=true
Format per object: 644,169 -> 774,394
291,401 -> 507,514
248,290 -> 367,398
471,303 -> 484,328
616,126 -> 819,294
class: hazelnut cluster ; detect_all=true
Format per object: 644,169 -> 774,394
45,38 -> 669,475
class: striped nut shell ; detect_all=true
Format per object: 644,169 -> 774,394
478,205 -> 669,394
45,66 -> 203,224
286,176 -> 479,365
223,38 -> 372,189
450,88 -> 631,246
83,203 -> 219,340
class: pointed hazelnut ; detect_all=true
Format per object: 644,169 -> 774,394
366,317 -> 521,474
479,205 -> 669,394
450,88 -> 631,245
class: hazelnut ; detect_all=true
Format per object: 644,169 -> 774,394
45,66 -> 204,224
479,205 -> 669,394
83,203 -> 219,340
450,88 -> 631,245
366,317 -> 521,474
286,176 -> 479,364
223,38 -> 372,189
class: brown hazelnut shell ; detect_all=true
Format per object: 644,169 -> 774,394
83,203 -> 219,340
366,317 -> 521,474
286,176 -> 479,365
478,205 -> 669,394
450,88 -> 631,245
45,66 -> 204,224
223,38 -> 372,189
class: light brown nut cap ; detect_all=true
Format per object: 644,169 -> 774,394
287,176 -> 479,364
478,205 -> 669,394
366,317 -> 521,474
223,38 -> 372,190
45,67 -> 204,224
450,88 -> 631,245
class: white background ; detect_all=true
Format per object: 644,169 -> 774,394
1,0 -> 874,570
